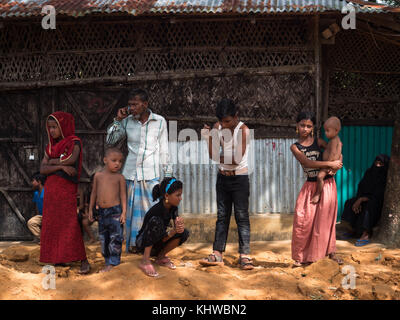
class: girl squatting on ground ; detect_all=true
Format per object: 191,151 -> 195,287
136,177 -> 189,277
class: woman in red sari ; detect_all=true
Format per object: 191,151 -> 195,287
290,111 -> 344,267
40,111 -> 90,274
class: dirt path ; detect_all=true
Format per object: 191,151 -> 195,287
0,240 -> 399,300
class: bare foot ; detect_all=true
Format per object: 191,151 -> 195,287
100,265 -> 113,273
311,194 -> 320,204
359,231 -> 369,240
155,256 -> 176,270
329,253 -> 344,265
78,260 -> 91,274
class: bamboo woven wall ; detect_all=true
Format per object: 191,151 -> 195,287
0,18 -> 313,83
327,29 -> 400,124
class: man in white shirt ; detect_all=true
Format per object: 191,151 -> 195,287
106,89 -> 172,253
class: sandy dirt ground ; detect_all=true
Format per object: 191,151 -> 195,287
0,240 -> 399,300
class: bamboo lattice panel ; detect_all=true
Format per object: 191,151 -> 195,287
0,18 -> 313,83
328,30 -> 400,123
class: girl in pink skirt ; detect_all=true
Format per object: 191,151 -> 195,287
290,111 -> 344,267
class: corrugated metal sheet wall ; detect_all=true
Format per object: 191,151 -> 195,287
167,138 -> 306,214
167,126 -> 393,216
0,0 -> 394,18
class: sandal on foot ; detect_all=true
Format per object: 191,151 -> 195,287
199,253 -> 224,266
139,263 -> 159,277
293,261 -> 303,267
239,256 -> 254,270
355,239 -> 370,247
155,257 -> 176,270
293,261 -> 312,267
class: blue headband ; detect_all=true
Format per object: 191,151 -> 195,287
165,178 -> 176,193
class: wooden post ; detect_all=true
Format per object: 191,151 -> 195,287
135,24 -> 145,74
321,45 -> 330,122
314,14 -> 322,132
38,88 -> 45,155
51,87 -> 56,113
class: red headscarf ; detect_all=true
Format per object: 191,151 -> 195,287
45,111 -> 83,180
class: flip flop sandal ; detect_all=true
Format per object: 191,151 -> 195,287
199,253 -> 224,266
355,239 -> 370,247
239,257 -> 254,270
139,263 -> 159,277
155,257 -> 176,270
293,262 -> 312,268
293,261 -> 303,267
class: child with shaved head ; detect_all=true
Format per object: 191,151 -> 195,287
89,147 -> 127,272
311,116 -> 343,204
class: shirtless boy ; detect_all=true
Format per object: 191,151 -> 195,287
89,147 -> 127,272
311,116 -> 343,204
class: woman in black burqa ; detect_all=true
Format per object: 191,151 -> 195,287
341,154 -> 390,246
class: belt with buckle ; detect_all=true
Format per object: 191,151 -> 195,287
219,169 -> 236,176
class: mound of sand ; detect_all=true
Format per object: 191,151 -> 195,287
0,241 -> 400,300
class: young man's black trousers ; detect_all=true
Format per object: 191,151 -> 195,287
213,174 -> 251,254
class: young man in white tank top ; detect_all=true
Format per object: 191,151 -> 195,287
199,99 -> 254,270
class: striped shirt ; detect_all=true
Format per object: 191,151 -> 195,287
106,110 -> 172,181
